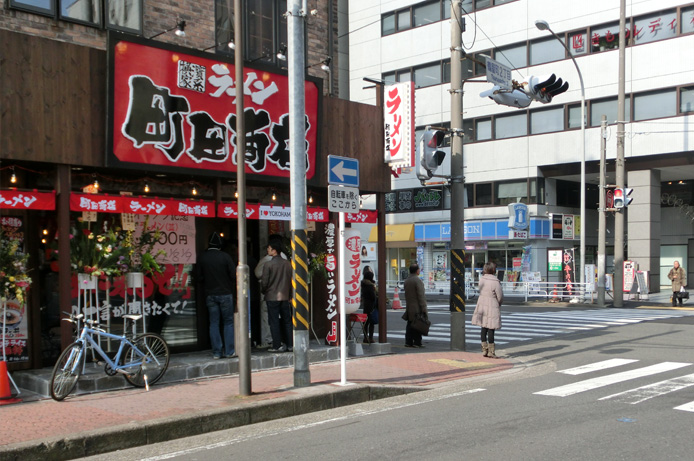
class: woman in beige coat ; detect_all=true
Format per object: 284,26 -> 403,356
471,262 -> 503,358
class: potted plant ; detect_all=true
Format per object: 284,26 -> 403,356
0,230 -> 31,304
117,217 -> 167,288
66,219 -> 126,280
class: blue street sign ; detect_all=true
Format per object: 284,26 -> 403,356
327,155 -> 359,187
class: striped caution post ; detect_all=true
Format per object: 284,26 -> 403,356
450,248 -> 466,313
291,229 -> 310,331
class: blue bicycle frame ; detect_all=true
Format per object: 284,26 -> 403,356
73,326 -> 147,374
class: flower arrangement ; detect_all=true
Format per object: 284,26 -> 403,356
117,217 -> 167,275
66,220 -> 126,277
0,230 -> 32,304
307,234 -> 328,281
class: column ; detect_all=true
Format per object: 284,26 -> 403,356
627,169 -> 661,293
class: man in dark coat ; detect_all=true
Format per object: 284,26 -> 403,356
403,263 -> 428,348
197,232 -> 236,359
261,241 -> 293,352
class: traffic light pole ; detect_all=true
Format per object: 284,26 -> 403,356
598,116 -> 607,307
614,0 -> 626,308
449,0 -> 465,350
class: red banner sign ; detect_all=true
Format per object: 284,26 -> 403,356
217,203 -> 330,222
0,190 -> 55,210
345,210 -> 377,224
70,193 -> 214,217
109,34 -> 319,179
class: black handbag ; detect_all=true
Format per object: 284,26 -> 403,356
411,313 -> 431,336
678,291 -> 689,300
368,308 -> 379,325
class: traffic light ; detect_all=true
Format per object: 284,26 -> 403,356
480,86 -> 532,108
613,188 -> 624,209
522,74 -> 569,104
416,127 -> 446,181
623,188 -> 633,207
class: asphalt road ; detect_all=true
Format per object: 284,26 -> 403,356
85,307 -> 694,461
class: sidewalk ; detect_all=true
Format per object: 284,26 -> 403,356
0,347 -> 513,461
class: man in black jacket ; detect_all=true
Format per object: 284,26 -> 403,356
197,232 -> 236,359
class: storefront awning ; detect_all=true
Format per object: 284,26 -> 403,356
368,224 -> 414,242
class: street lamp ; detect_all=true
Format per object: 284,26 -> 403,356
535,19 -> 587,291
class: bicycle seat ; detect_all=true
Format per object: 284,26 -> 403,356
123,314 -> 143,321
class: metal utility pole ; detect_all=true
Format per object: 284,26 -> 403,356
234,0 -> 251,396
614,0 -> 626,307
449,0 -> 465,350
597,116 -> 607,307
288,0 -> 311,387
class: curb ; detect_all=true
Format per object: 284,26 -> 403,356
0,384 -> 421,461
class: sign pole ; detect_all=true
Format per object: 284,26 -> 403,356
338,211 -> 347,385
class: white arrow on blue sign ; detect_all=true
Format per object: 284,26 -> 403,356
327,155 -> 359,187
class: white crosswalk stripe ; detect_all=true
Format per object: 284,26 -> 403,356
535,358 -> 694,414
534,362 -> 691,397
389,308 -> 694,345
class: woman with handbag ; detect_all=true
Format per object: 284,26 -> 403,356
361,267 -> 378,344
471,261 -> 503,358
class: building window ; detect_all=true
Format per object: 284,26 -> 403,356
682,6 -> 694,35
568,31 -> 589,56
475,183 -> 493,206
382,12 -> 396,35
414,1 -> 441,27
472,51 -> 491,77
531,107 -> 563,134
680,86 -> 694,113
590,96 -> 631,126
529,37 -> 565,65
9,0 -> 141,32
398,70 -> 412,83
495,180 -> 528,205
244,0 -> 288,64
463,119 -> 474,144
568,103 -> 585,129
495,113 -> 527,139
633,10 -> 677,45
495,43 -> 527,69
414,62 -> 442,87
634,89 -> 677,121
442,59 -> 451,84
476,118 -> 492,141
590,21 -> 622,52
530,177 -> 545,204
398,9 -> 412,31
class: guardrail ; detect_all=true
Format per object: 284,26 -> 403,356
386,280 -> 596,303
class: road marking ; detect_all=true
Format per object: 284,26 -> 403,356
534,362 -> 691,397
600,373 -> 694,404
558,358 -> 639,375
674,401 -> 694,412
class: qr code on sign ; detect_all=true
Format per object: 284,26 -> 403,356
178,60 -> 206,93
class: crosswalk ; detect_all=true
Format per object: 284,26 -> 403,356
534,358 -> 694,414
387,308 -> 694,346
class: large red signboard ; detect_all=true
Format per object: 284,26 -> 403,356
108,33 -> 319,179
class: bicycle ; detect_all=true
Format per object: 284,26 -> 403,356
50,312 -> 170,401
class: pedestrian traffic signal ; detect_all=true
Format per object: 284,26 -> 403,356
613,188 -> 625,209
623,187 -> 633,207
416,127 -> 446,181
522,74 -> 569,104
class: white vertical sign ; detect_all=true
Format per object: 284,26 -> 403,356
342,228 -> 361,314
384,81 -> 414,168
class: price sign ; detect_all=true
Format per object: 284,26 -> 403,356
328,185 -> 359,213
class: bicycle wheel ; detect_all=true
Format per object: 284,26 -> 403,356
122,333 -> 170,388
50,342 -> 84,401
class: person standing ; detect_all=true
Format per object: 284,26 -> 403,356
471,261 -> 503,358
261,241 -> 293,352
361,267 -> 377,344
403,263 -> 427,348
254,235 -> 286,348
668,260 -> 687,307
197,232 -> 236,359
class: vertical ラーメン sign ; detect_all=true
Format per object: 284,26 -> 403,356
383,82 -> 414,168
108,33 -> 319,178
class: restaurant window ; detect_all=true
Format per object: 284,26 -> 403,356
244,0 -> 288,64
495,180 -> 528,205
633,89 -> 676,121
9,0 -> 55,17
529,37 -> 565,65
475,183 -> 493,206
107,0 -> 142,34
495,112 -> 527,139
60,0 -> 101,27
633,10 -> 677,45
10,0 -> 142,32
531,107 -> 563,134
680,86 -> 694,113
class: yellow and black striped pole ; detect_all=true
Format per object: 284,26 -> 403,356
291,229 -> 310,332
